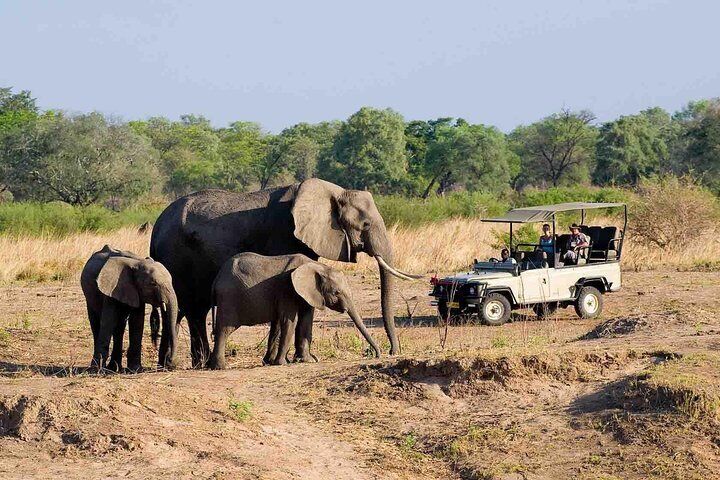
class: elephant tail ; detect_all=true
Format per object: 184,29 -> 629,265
150,307 -> 161,348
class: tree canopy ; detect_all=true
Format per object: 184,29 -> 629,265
1,86 -> 719,205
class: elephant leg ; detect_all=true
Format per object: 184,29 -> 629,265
187,308 -> 210,368
94,298 -> 123,371
272,314 -> 297,366
87,305 -> 101,365
293,306 -> 317,363
209,324 -> 234,370
108,314 -> 128,372
263,320 -> 280,366
126,306 -> 145,373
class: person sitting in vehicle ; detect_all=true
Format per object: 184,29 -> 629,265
538,223 -> 554,256
563,223 -> 589,265
499,248 -> 517,264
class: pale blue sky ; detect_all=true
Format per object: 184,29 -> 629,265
1,1 -> 718,132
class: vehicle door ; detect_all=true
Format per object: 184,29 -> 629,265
519,265 -> 551,303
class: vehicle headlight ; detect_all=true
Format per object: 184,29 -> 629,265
468,287 -> 475,295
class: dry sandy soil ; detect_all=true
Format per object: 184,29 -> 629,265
2,269 -> 720,479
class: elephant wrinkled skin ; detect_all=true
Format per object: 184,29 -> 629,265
150,178 -> 419,367
80,245 -> 179,372
208,252 -> 380,369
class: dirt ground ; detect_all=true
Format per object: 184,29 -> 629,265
2,269 -> 720,479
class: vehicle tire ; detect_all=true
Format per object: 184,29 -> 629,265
574,286 -> 603,319
532,302 -> 558,319
479,293 -> 512,326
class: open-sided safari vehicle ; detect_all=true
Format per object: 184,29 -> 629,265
429,202 -> 626,325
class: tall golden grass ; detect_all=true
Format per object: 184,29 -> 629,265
0,228 -> 150,283
0,217 -> 718,284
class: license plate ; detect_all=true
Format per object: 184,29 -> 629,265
447,301 -> 460,308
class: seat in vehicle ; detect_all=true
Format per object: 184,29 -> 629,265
589,226 -> 620,261
521,250 -> 548,270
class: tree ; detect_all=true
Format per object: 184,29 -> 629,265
0,87 -> 39,196
131,115 -> 223,196
404,118 -> 454,196
674,98 -> 720,192
594,109 -> 670,186
217,121 -> 269,190
423,123 -> 517,196
4,113 -> 159,205
511,109 -> 598,188
324,107 -> 408,193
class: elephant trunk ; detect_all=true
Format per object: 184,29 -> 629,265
346,305 -> 380,358
150,307 -> 161,348
159,291 -> 179,369
365,227 -> 401,355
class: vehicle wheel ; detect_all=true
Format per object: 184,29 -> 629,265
532,302 -> 558,319
574,286 -> 603,319
480,293 -> 511,326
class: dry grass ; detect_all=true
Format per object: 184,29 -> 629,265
0,217 -> 718,284
0,228 -> 150,284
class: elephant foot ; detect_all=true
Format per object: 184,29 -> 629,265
89,358 -> 104,373
159,355 -> 178,371
207,357 -> 226,370
106,359 -> 123,373
270,357 -> 288,366
125,364 -> 143,374
293,353 -> 319,363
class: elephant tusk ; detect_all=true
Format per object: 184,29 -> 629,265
342,228 -> 352,262
161,302 -> 166,313
375,256 -> 424,281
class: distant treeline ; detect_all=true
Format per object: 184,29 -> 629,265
0,186 -> 630,237
1,86 -> 719,207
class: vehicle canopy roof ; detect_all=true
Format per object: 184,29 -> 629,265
482,202 -> 626,224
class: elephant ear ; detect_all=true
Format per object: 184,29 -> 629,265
291,263 -> 326,310
97,257 -> 140,308
292,179 -> 348,261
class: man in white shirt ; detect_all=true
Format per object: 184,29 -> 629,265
563,224 -> 589,264
500,248 -> 517,264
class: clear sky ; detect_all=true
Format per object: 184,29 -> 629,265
1,0 -> 718,132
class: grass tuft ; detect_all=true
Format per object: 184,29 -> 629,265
228,399 -> 253,422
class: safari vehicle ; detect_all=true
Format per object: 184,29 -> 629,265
429,202 -> 626,325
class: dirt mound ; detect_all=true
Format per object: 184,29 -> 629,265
580,315 -> 655,339
0,395 -> 60,441
0,393 -> 140,455
334,351 -> 631,400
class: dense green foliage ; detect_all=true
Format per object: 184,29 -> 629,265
0,185 -> 636,236
0,202 -> 162,237
1,86 -> 720,214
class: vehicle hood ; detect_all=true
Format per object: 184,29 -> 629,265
440,271 -> 514,283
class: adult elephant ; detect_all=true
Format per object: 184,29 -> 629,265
150,178 -> 419,367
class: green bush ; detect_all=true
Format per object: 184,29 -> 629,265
517,186 -> 630,207
375,192 -> 510,227
0,186 -> 634,237
0,202 -> 162,237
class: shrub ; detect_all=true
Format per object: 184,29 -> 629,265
631,176 -> 719,249
375,192 -> 510,227
0,202 -> 163,237
228,399 -> 253,422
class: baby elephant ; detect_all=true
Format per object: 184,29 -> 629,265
209,252 -> 380,369
80,245 -> 179,372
